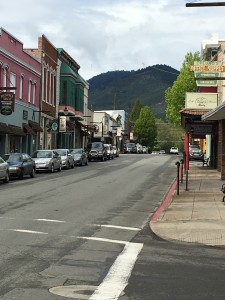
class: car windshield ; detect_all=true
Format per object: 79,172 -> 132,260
32,151 -> 52,158
55,149 -> 66,156
87,143 -> 102,150
71,149 -> 82,154
7,154 -> 23,162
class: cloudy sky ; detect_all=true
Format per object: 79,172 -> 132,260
1,0 -> 225,80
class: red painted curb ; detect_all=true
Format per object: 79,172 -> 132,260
150,178 -> 177,221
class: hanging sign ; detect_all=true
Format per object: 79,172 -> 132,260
0,92 -> 15,116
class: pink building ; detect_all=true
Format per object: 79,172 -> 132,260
0,28 -> 42,155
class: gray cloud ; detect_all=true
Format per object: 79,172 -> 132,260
1,0 -> 225,79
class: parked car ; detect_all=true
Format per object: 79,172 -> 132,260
31,150 -> 62,173
136,143 -> 143,154
124,143 -> 137,153
54,149 -> 75,169
104,144 -> 114,160
6,153 -> 36,179
112,145 -> 119,157
86,142 -> 107,162
170,147 -> 179,155
70,148 -> 88,166
151,150 -> 159,154
159,149 -> 166,154
0,156 -> 9,183
142,146 -> 148,154
189,147 -> 204,161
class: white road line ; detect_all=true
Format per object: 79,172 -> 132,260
93,224 -> 141,231
35,218 -> 66,223
77,236 -> 128,245
90,242 -> 143,300
10,229 -> 48,235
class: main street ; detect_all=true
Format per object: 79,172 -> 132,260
1,154 -> 225,299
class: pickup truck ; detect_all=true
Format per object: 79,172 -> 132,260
170,147 -> 179,155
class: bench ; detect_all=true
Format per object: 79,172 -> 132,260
202,157 -> 210,167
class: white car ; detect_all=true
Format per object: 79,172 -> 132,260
54,149 -> 75,169
170,147 -> 179,155
104,144 -> 114,160
0,156 -> 9,183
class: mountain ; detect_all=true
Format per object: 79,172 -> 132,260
87,64 -> 179,120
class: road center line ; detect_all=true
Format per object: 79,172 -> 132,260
35,218 -> 66,223
93,224 -> 141,231
90,242 -> 143,300
10,229 -> 48,235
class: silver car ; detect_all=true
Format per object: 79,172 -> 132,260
31,150 -> 62,173
70,148 -> 88,166
0,156 -> 9,183
53,149 -> 75,169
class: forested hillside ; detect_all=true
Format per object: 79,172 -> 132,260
88,64 -> 179,120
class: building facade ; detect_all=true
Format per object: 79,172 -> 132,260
0,28 -> 41,156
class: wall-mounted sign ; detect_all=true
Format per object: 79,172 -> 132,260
0,92 -> 15,116
185,92 -> 218,109
192,61 -> 222,87
59,116 -> 66,132
191,61 -> 224,72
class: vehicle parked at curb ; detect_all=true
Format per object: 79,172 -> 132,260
136,143 -> 143,154
87,142 -> 107,162
170,147 -> 179,155
6,153 -> 36,179
189,147 -> 204,161
53,149 -> 75,169
31,150 -> 62,173
159,149 -> 166,154
124,143 -> 137,153
112,145 -> 119,157
104,144 -> 114,160
0,156 -> 9,183
142,146 -> 148,154
70,148 -> 88,166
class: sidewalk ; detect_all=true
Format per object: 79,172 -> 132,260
150,163 -> 225,246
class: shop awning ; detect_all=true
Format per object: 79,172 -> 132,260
28,120 -> 43,132
201,101 -> 225,121
8,125 -> 26,136
23,123 -> 36,135
0,122 -> 11,134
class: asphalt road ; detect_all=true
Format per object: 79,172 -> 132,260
1,154 -> 224,299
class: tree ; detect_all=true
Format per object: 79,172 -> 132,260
134,106 -> 157,148
156,119 -> 184,153
165,52 -> 200,126
129,99 -> 142,122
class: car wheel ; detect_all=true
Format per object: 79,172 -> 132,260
57,163 -> 62,172
50,164 -> 54,173
19,170 -> 24,180
3,171 -> 9,183
30,168 -> 35,178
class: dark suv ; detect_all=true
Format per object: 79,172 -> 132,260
87,142 -> 107,162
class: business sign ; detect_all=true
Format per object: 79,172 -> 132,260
59,116 -> 66,132
193,61 -> 222,87
191,61 -> 224,72
0,92 -> 15,116
185,92 -> 218,109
